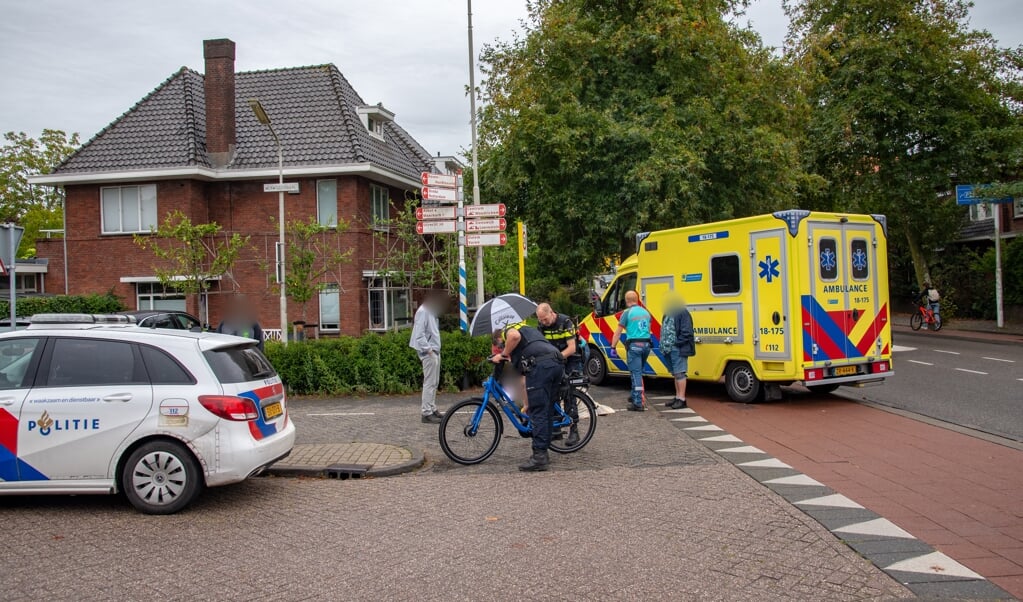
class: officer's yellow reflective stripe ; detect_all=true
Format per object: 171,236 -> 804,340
544,331 -> 575,340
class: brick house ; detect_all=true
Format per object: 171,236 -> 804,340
31,39 -> 447,337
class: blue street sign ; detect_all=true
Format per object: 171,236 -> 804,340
955,184 -> 1012,206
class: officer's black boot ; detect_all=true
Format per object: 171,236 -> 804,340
565,426 -> 580,447
518,449 -> 550,472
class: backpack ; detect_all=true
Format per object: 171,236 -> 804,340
661,314 -> 677,348
927,288 -> 940,302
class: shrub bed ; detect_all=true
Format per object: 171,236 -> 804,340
0,293 -> 124,317
265,330 -> 492,396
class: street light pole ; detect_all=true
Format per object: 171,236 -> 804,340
467,0 -> 485,307
249,99 -> 289,346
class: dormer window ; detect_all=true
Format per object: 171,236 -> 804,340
357,104 -> 395,141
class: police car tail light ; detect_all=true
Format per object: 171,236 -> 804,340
199,395 -> 259,421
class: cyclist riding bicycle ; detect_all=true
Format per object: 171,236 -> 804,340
918,281 -> 941,329
491,322 -> 564,472
536,303 -> 584,447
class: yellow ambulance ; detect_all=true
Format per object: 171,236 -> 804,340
579,210 -> 893,402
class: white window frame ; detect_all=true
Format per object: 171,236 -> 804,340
136,282 -> 185,311
0,274 -> 38,294
366,277 -> 411,332
969,202 -> 993,222
371,184 -> 390,231
101,184 -> 158,234
319,284 -> 341,332
316,179 -> 338,228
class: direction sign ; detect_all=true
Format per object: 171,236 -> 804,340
465,218 -> 507,233
416,220 -> 458,235
465,233 -> 508,247
422,186 -> 461,203
464,203 -> 506,219
263,182 -> 300,193
420,172 -> 460,189
416,206 -> 457,221
956,184 -> 1012,206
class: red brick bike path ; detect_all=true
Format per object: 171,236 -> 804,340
689,393 -> 1023,599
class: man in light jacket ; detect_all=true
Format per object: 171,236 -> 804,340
410,293 -> 445,423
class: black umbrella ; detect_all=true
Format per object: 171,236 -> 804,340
468,293 -> 538,337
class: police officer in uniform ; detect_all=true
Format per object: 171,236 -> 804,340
536,303 -> 582,446
491,321 -> 565,471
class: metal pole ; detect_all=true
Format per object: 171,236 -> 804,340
517,221 -> 526,295
458,172 -> 468,333
994,203 -> 1004,328
8,225 -> 16,331
467,0 -> 485,307
277,138 -> 288,345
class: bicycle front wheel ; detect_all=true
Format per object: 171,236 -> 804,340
439,398 -> 502,465
550,390 -> 598,454
910,312 -> 923,331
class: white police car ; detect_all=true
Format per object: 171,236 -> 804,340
0,314 -> 295,514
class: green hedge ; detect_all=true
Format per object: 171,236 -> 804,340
0,293 -> 124,318
264,330 -> 493,396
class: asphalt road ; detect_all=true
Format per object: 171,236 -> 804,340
838,332 -> 1023,442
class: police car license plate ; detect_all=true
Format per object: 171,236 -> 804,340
263,402 -> 283,420
834,366 -> 857,377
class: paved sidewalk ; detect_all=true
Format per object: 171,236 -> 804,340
268,442 -> 424,478
892,313 -> 1023,345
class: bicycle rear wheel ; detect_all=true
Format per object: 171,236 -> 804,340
550,390 -> 598,454
439,398 -> 502,465
910,312 -> 923,331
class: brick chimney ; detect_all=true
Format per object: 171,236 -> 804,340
203,38 -> 236,167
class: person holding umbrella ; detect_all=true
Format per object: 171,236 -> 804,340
490,320 -> 565,472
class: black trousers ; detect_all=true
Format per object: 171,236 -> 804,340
526,358 -> 564,451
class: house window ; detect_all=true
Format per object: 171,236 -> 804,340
317,180 -> 338,228
367,277 -> 411,331
136,282 -> 185,311
710,255 -> 740,295
0,274 -> 38,294
371,185 -> 390,230
969,202 -> 993,222
1014,197 -> 1022,219
102,184 -> 157,234
367,117 -> 384,138
319,284 -> 340,332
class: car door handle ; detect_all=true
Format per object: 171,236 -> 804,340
103,393 -> 133,403
0,397 -> 16,406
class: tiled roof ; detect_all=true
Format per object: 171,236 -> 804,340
55,64 -> 433,183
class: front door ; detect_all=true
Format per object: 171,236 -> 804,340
19,338 -> 153,481
750,229 -> 790,360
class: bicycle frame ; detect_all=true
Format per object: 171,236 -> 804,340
917,302 -> 937,324
468,367 -> 572,437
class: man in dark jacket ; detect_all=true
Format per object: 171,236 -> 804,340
536,302 -> 583,446
492,321 -> 564,472
660,293 -> 695,410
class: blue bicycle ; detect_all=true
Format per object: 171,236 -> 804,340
439,364 -> 598,465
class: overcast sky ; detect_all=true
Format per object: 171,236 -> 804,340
1,0 -> 1020,158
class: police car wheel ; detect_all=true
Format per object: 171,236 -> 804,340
122,440 -> 202,515
725,362 -> 761,404
586,351 -> 608,386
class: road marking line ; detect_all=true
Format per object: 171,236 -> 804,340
795,494 -> 864,509
661,408 -> 695,414
306,412 -> 376,416
699,434 -> 743,443
764,474 -> 825,487
934,349 -> 960,355
892,345 -> 917,352
684,425 -> 724,431
907,360 -> 934,366
955,368 -> 988,375
670,416 -> 708,423
834,518 -> 915,539
982,356 -> 1015,363
738,458 -> 792,469
885,552 -> 983,579
717,445 -> 766,454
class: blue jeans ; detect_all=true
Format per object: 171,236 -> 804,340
627,341 -> 651,406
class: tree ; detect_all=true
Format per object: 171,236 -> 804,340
372,196 -> 458,297
478,0 -> 806,283
0,130 -> 80,257
785,0 -> 1023,286
270,216 -> 354,323
134,211 -> 249,325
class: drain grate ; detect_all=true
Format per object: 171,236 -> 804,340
325,463 -> 371,480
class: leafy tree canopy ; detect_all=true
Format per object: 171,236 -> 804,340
785,0 -> 1023,285
479,0 -> 805,282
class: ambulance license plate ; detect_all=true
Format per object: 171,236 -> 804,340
263,402 -> 283,420
834,366 -> 857,377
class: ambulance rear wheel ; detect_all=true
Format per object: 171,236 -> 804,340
586,351 -> 608,386
725,362 -> 761,404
